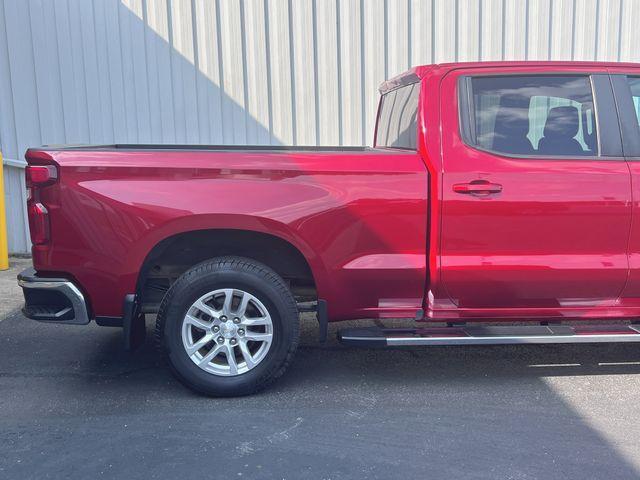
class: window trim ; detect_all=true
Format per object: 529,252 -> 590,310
457,72 -> 623,160
610,74 -> 640,158
374,80 -> 421,151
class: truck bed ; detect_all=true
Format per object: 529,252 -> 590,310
25,143 -> 428,321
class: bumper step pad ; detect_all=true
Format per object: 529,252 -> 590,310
337,324 -> 640,347
23,304 -> 74,322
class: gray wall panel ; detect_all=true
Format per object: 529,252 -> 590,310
0,0 -> 634,253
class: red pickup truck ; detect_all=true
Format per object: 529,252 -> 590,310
18,61 -> 640,396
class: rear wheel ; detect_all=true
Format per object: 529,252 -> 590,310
155,257 -> 299,396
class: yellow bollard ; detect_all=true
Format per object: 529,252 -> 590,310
0,152 -> 8,270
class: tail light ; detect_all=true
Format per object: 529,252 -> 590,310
28,203 -> 50,245
26,165 -> 57,187
25,164 -> 58,246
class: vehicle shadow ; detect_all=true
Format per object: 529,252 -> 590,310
291,324 -> 640,383
73,316 -> 640,389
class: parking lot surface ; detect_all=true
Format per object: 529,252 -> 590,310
1,302 -> 640,479
0,257 -> 32,318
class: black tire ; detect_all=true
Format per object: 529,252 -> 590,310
155,256 -> 299,397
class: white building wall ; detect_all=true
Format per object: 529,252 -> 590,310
0,0 -> 636,253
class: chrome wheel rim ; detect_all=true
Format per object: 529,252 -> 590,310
181,288 -> 273,376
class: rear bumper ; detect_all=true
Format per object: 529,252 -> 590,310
17,268 -> 90,325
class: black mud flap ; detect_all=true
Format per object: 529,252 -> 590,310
123,294 -> 146,351
317,299 -> 328,343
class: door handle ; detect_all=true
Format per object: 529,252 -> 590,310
453,181 -> 502,195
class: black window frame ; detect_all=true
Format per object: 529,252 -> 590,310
610,74 -> 640,158
457,73 -> 623,159
375,81 -> 421,151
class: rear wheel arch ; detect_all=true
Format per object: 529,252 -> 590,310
134,227 -> 325,313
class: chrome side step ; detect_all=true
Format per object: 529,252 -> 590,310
337,324 -> 640,347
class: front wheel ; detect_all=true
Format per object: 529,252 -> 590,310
155,257 -> 300,396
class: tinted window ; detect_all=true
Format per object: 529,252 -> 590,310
376,83 -> 419,149
466,75 -> 597,157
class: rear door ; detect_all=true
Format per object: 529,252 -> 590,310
439,66 -> 631,312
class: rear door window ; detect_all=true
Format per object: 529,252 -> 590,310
463,75 -> 598,157
376,83 -> 419,150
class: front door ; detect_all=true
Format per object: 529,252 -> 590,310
439,68 -> 631,312
610,69 -> 640,303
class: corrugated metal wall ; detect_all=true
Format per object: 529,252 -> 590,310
1,0 -> 638,253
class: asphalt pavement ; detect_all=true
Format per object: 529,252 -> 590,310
0,257 -> 32,318
1,299 -> 640,479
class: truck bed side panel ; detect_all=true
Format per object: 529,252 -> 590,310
32,149 -> 428,321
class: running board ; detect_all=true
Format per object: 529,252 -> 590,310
337,324 -> 640,347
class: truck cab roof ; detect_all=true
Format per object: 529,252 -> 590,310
380,60 -> 640,93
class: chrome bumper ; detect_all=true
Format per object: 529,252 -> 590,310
18,268 -> 90,325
